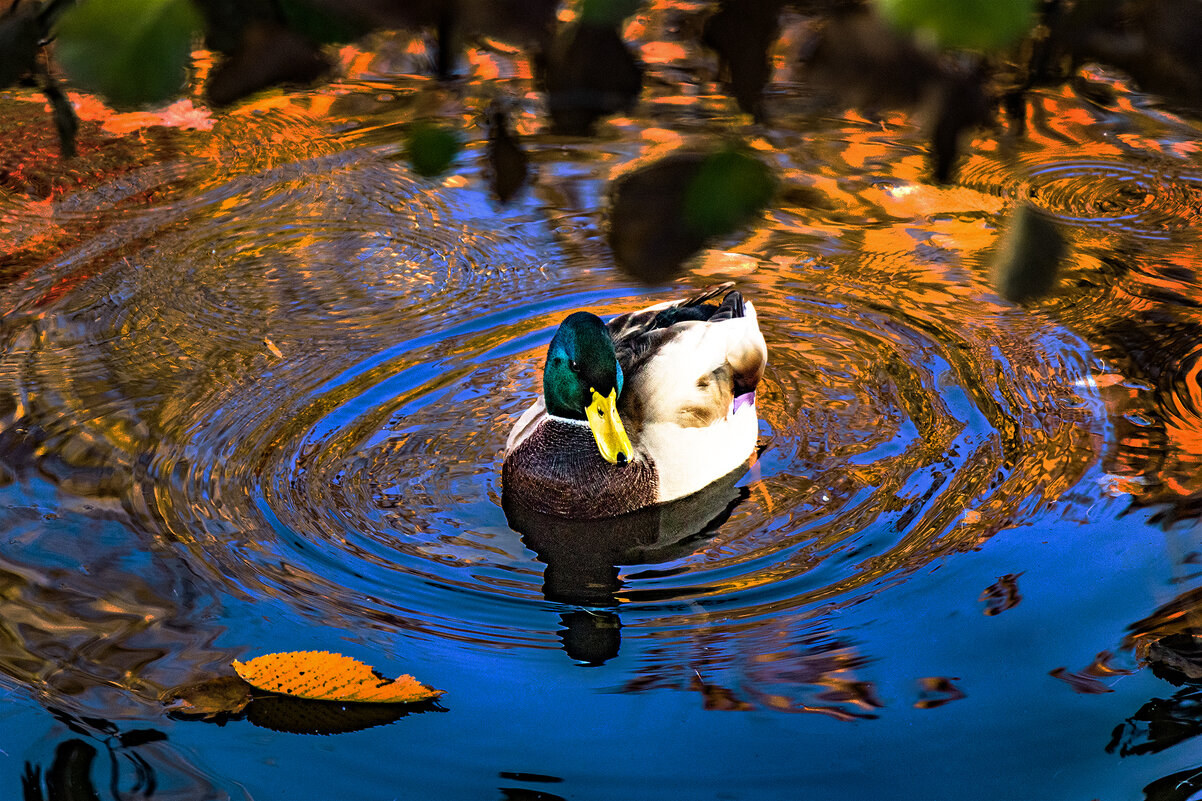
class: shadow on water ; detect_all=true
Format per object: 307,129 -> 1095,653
505,465 -> 749,664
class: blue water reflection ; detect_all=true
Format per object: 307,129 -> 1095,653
2,15 -> 1202,801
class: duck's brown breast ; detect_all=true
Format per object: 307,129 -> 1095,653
502,419 -> 658,519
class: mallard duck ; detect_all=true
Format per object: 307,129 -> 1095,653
502,284 -> 767,519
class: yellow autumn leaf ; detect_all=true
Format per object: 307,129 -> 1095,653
232,651 -> 443,704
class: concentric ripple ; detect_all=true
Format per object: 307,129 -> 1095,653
122,261 -> 1103,677
959,154 -> 1202,240
1024,159 -> 1202,235
0,74 -> 1118,711
0,166 -> 1108,682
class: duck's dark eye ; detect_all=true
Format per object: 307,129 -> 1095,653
569,359 -> 579,372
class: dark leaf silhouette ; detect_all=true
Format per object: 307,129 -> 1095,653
116,729 -> 168,749
162,675 -> 254,719
1050,665 -> 1113,694
22,762 -> 40,801
537,21 -> 644,135
46,740 -> 100,801
979,572 -> 1023,616
1063,0 -> 1202,114
803,11 -> 988,182
245,694 -> 435,735
702,0 -> 781,120
205,21 -> 330,106
914,676 -> 965,709
42,75 -> 78,159
1144,764 -> 1202,801
1050,653 -> 1128,695
1147,633 -> 1202,684
609,152 -> 711,283
0,2 -> 40,89
276,0 -> 373,46
929,66 -> 989,183
487,103 -> 529,203
1107,684 -> 1202,757
802,11 -> 943,113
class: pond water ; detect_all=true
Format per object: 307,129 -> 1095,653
3,8 -> 1202,801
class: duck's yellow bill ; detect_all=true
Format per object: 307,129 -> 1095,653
585,387 -> 634,465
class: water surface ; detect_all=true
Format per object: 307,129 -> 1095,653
1,14 -> 1201,801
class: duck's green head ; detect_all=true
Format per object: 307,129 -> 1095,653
543,311 -> 634,465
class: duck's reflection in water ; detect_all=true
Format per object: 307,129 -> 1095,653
505,467 -> 749,665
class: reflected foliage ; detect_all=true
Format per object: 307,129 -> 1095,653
536,17 -> 644,136
979,572 -> 1022,616
486,103 -> 528,203
1109,684 -> 1202,758
1144,765 -> 1202,801
701,0 -> 780,121
24,740 -> 102,801
622,631 -> 883,719
20,711 -> 231,800
1,0 -> 1200,190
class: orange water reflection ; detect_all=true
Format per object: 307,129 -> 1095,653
0,2 -> 1200,746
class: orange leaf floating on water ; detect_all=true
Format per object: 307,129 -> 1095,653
232,651 -> 442,704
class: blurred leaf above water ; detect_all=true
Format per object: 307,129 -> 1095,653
608,146 -> 776,282
402,120 -> 463,177
536,18 -> 644,135
55,0 -> 203,108
874,0 -> 1037,51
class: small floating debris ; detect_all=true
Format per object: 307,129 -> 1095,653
163,676 -> 254,719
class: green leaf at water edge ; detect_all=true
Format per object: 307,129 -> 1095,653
55,0 -> 203,108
